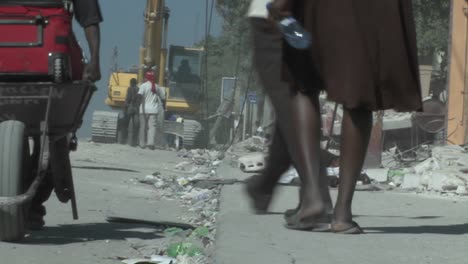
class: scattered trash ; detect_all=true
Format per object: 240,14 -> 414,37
122,259 -> 159,264
166,242 -> 203,258
279,167 -> 299,184
151,255 -> 177,264
327,167 -> 339,177
191,226 -> 210,238
366,168 -> 389,182
164,227 -> 185,236
228,136 -> 267,153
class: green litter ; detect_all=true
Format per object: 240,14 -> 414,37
164,227 -> 184,236
166,242 -> 203,258
191,226 -> 210,238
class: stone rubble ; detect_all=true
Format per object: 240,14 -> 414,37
137,148 -> 225,263
386,145 -> 468,195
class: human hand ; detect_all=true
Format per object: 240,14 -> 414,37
82,61 -> 101,82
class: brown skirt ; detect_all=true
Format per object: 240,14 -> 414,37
283,0 -> 423,112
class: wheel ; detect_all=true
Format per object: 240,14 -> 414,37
53,57 -> 64,83
0,120 -> 27,242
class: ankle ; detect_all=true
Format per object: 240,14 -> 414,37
333,206 -> 353,223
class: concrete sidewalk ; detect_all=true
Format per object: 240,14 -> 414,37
215,164 -> 468,264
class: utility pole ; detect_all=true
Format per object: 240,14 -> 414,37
447,0 -> 468,144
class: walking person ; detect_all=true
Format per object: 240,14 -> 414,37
245,0 -> 333,225
138,71 -> 166,150
263,0 -> 422,233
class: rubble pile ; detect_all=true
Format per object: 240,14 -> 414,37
388,145 -> 468,195
143,148 -> 223,227
227,136 -> 268,154
138,148 -> 225,263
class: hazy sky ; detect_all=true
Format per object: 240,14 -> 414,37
76,0 -> 222,138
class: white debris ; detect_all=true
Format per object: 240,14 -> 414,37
175,161 -> 194,170
401,173 -> 421,189
279,167 -> 299,184
144,175 -> 159,183
151,255 -> 177,264
238,153 -> 267,172
456,185 -> 468,195
430,171 -> 465,191
366,168 -> 389,182
327,167 -> 340,176
122,259 -> 159,264
398,145 -> 468,195
228,136 -> 267,153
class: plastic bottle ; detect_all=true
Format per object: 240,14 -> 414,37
266,3 -> 312,50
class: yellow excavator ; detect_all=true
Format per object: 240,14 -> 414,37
91,0 -> 205,147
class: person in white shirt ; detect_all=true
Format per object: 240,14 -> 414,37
244,0 -> 333,231
138,71 -> 166,150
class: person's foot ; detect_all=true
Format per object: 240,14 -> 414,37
245,175 -> 273,214
148,146 -> 155,150
284,210 -> 331,231
331,221 -> 363,234
26,205 -> 46,231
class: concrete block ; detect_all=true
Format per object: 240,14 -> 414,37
401,174 -> 421,189
238,153 -> 267,173
366,168 -> 389,182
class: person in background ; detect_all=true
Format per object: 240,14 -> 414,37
138,71 -> 166,150
27,0 -> 103,230
123,78 -> 140,146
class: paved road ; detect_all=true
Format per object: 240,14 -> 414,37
0,142 -> 194,264
215,163 -> 468,264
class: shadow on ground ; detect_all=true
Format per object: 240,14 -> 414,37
21,222 -> 163,245
366,223 -> 468,235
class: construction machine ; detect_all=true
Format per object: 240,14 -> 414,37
91,0 -> 206,148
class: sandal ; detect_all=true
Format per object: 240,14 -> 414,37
331,221 -> 364,234
284,212 -> 332,232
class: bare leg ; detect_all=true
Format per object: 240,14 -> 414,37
284,92 -> 326,220
333,108 -> 372,231
245,125 -> 292,213
250,18 -> 329,220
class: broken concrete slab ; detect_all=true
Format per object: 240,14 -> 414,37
366,168 -> 389,182
456,186 -> 468,195
401,174 -> 421,189
430,171 -> 466,191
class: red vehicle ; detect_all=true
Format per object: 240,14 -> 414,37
0,0 -> 84,82
0,0 -> 94,242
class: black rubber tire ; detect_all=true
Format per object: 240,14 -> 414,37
53,57 -> 64,83
0,120 -> 27,242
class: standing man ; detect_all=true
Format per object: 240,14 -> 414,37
123,78 -> 140,146
27,0 -> 102,230
138,71 -> 166,150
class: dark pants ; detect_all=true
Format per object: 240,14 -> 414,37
121,112 -> 139,146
